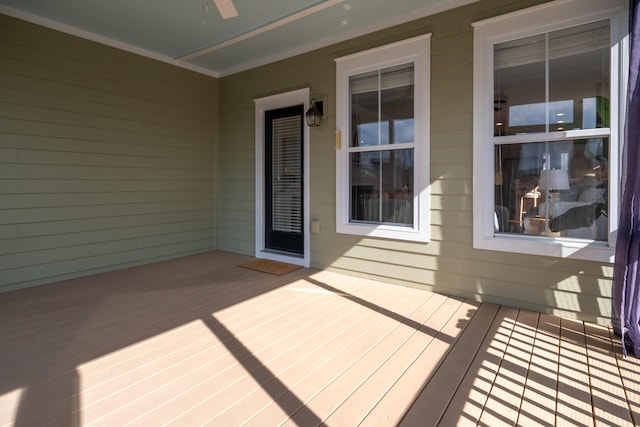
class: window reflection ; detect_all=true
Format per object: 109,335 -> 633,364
356,119 -> 414,146
494,139 -> 608,240
494,20 -> 610,136
492,19 -> 610,241
509,100 -> 573,128
350,149 -> 414,226
348,62 -> 415,226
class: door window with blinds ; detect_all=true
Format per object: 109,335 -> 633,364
271,115 -> 302,233
264,103 -> 304,255
335,34 -> 430,242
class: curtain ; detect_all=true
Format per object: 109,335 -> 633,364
612,0 -> 640,357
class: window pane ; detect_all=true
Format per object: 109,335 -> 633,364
351,87 -> 380,147
493,20 -> 610,136
351,151 -> 381,221
350,64 -> 414,146
494,34 -> 546,136
494,139 -> 608,240
549,20 -> 610,131
382,65 -> 414,144
350,149 -> 414,225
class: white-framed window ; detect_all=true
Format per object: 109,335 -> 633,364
472,0 -> 627,262
335,34 -> 430,242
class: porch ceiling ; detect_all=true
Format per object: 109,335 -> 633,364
0,0 -> 479,77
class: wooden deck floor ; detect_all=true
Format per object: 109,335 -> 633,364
1,251 -> 638,426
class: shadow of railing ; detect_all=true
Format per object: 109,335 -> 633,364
2,252 -> 314,426
201,315 -> 325,425
4,253 -> 635,426
306,277 -> 459,345
402,307 -> 637,426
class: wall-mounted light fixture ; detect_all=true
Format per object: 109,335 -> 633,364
305,98 -> 324,127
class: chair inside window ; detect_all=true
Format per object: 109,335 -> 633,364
515,176 -> 540,227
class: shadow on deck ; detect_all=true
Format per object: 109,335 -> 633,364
0,251 -> 638,426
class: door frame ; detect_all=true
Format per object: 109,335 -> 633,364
254,88 -> 310,267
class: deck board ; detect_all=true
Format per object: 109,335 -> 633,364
585,323 -> 635,426
517,313 -> 561,427
557,319 -> 596,427
437,305 -> 516,426
610,328 -> 640,426
0,251 -> 636,426
479,309 -> 538,426
399,301 -> 500,426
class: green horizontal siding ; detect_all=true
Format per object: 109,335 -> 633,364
218,0 -> 613,324
0,14 -> 219,291
0,0 -> 614,325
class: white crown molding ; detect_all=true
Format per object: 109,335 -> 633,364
214,0 -> 479,76
0,5 -> 220,78
2,0 -> 481,78
177,0 -> 346,61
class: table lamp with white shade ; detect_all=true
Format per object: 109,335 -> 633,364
539,168 -> 570,218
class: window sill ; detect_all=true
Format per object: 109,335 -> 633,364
337,222 -> 430,243
473,233 -> 614,263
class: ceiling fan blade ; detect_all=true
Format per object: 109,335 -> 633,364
213,0 -> 238,19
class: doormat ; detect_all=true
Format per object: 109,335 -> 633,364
238,259 -> 302,276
